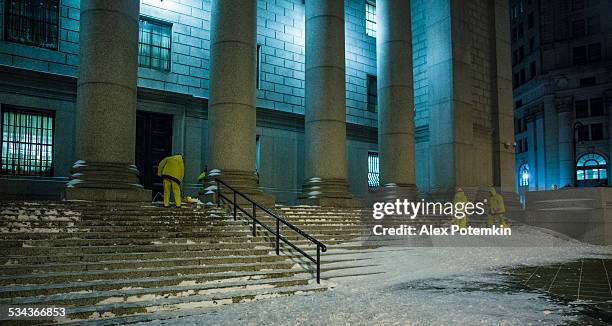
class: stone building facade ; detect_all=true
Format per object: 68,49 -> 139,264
0,0 -> 514,204
511,0 -> 612,199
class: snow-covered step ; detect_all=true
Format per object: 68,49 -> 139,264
0,269 -> 314,299
0,261 -> 298,286
2,243 -> 278,255
58,283 -> 328,323
0,248 -> 275,264
0,254 -> 294,275
2,275 -> 317,307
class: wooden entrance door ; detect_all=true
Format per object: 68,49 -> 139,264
136,111 -> 173,198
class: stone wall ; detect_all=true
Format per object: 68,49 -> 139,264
525,188 -> 612,245
0,0 -> 378,126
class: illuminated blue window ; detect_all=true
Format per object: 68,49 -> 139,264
519,164 -> 529,187
576,153 -> 607,182
365,0 -> 376,38
139,17 -> 172,72
368,151 -> 379,187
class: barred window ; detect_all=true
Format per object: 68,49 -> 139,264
1,106 -> 54,176
139,17 -> 172,72
367,75 -> 377,113
365,0 -> 376,37
368,151 -> 379,188
4,0 -> 60,50
588,43 -> 601,63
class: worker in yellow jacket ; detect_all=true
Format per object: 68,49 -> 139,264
453,188 -> 468,228
487,187 -> 508,227
157,154 -> 184,208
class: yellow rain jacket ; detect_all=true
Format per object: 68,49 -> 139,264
453,189 -> 468,206
487,187 -> 505,214
157,154 -> 184,184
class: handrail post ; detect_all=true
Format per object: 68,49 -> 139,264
215,179 -> 220,207
233,191 -> 237,220
316,245 -> 321,284
275,219 -> 280,255
252,203 -> 256,236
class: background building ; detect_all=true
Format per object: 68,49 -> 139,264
0,0 -> 514,204
511,0 -> 612,200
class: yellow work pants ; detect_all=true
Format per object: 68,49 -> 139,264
487,213 -> 508,227
163,179 -> 181,207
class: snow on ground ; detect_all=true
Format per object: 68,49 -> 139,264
135,225 -> 611,325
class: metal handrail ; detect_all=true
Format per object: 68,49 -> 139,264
214,178 -> 328,283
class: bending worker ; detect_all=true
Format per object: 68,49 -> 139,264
487,187 -> 508,227
157,153 -> 184,208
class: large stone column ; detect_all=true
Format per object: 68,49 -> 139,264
556,96 -> 573,187
424,0 -> 516,201
65,0 -> 149,201
206,0 -> 272,204
376,0 -> 417,198
301,0 -> 357,207
491,0 -> 515,193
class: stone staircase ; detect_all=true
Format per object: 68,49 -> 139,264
0,202 -> 327,324
0,200 -> 464,324
0,201 -> 395,325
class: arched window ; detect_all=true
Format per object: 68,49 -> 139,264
576,153 -> 607,183
519,164 -> 529,187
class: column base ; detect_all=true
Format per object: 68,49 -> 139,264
199,169 -> 275,207
64,160 -> 151,202
299,178 -> 362,207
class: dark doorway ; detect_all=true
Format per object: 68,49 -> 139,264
136,111 -> 173,198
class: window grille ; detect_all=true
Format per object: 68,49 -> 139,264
4,0 -> 60,50
1,106 -> 54,176
368,151 -> 379,188
365,0 -> 376,37
139,18 -> 172,72
573,46 -> 587,65
590,98 -> 604,116
588,43 -> 601,62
